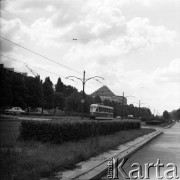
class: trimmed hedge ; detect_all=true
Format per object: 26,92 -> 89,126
19,120 -> 141,144
146,120 -> 162,125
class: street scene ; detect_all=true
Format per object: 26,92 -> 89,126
0,0 -> 180,179
101,123 -> 180,180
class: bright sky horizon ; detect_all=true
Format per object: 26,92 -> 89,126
0,0 -> 180,115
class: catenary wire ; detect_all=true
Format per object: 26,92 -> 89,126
0,53 -> 98,91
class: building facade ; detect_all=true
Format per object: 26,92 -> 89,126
91,85 -> 127,105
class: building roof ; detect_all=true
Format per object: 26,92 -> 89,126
91,85 -> 116,97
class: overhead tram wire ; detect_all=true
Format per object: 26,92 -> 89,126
0,54 -> 66,79
0,10 -> 104,89
0,36 -> 83,76
0,36 -> 104,87
0,53 -> 96,91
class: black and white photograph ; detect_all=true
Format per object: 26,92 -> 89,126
0,0 -> 180,179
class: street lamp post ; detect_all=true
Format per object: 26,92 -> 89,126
121,92 -> 124,120
138,100 -> 141,119
138,100 -> 147,119
130,101 -> 147,119
121,92 -> 135,120
66,71 -> 104,119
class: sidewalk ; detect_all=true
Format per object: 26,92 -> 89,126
51,129 -> 163,180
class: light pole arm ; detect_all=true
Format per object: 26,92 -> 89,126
65,76 -> 83,83
125,96 -> 136,98
140,102 -> 147,106
85,76 -> 104,83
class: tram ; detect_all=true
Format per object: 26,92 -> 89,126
90,104 -> 114,120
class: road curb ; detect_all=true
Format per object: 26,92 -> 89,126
164,122 -> 176,129
55,130 -> 163,180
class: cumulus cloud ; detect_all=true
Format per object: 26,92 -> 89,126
153,59 -> 180,83
1,0 -> 177,53
126,17 -> 176,49
0,18 -> 30,53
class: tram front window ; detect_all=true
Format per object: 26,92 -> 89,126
90,106 -> 97,112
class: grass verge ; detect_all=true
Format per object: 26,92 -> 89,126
0,128 -> 155,180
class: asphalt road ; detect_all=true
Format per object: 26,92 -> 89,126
101,122 -> 180,180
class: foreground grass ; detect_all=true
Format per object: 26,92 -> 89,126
0,128 -> 155,180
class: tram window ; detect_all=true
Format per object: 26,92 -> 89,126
90,106 -> 97,112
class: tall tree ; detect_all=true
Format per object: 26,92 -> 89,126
84,95 -> 94,114
64,85 -> 78,97
54,92 -> 65,110
65,91 -> 81,112
171,108 -> 180,121
93,95 -> 102,103
0,67 -> 13,108
25,76 -> 43,108
11,73 -> 27,108
43,77 -> 54,109
55,78 -> 64,93
163,110 -> 170,120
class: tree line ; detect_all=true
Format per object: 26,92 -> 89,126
163,109 -> 180,121
0,66 -> 152,118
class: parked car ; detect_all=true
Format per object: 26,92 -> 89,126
127,115 -> 134,119
5,107 -> 25,115
117,116 -> 122,119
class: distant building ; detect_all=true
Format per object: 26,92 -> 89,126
91,85 -> 127,105
0,64 -> 28,76
6,67 -> 14,72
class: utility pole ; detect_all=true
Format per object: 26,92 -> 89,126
66,71 -> 104,119
138,100 -> 148,119
121,92 -> 124,120
138,100 -> 141,119
121,93 -> 135,120
130,100 -> 146,119
82,71 -> 85,119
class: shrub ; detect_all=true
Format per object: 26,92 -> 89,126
19,120 -> 141,144
146,120 -> 162,125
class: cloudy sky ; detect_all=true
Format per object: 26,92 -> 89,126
0,0 -> 180,115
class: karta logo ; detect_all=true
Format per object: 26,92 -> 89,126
107,158 -> 179,179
